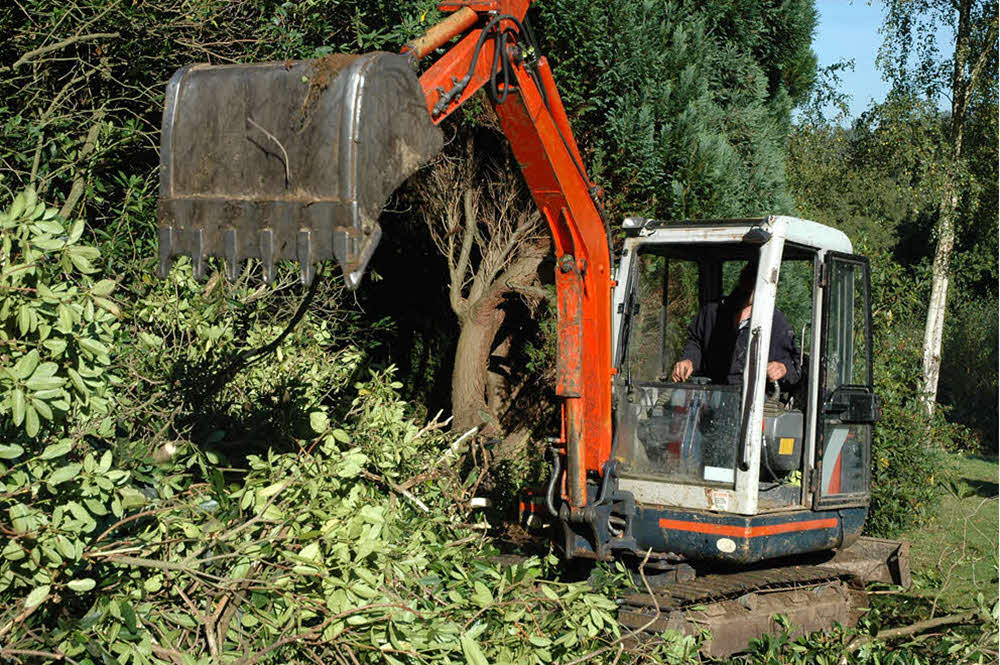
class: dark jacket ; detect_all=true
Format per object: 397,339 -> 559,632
680,298 -> 801,386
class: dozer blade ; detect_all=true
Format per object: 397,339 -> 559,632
818,536 -> 912,589
158,52 -> 443,287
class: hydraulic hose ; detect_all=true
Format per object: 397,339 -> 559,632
545,445 -> 563,518
431,11 -> 616,275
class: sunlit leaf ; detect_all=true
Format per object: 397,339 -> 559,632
24,405 -> 40,437
24,585 -> 49,609
47,463 -> 82,485
67,578 -> 96,592
0,443 -> 24,460
40,441 -> 72,459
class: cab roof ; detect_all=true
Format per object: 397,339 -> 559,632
624,215 -> 854,254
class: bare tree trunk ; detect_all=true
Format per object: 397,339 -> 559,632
452,248 -> 549,434
452,298 -> 506,435
920,185 -> 957,418
419,140 -> 548,437
486,336 -> 513,417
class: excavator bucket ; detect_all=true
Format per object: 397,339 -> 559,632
158,52 -> 443,287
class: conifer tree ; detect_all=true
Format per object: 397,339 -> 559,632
533,0 -> 817,220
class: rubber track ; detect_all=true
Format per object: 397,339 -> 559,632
618,564 -> 854,611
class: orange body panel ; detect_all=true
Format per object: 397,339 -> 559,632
657,518 -> 840,538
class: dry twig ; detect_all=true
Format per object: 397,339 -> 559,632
5,32 -> 119,71
247,117 -> 291,186
844,611 -> 978,657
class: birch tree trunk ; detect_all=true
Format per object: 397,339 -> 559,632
920,182 -> 957,418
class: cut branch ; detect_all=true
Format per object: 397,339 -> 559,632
875,611 -> 977,641
7,33 -> 120,70
846,611 -> 978,654
59,110 -> 106,219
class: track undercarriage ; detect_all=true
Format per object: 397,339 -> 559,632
616,538 -> 910,658
619,565 -> 863,658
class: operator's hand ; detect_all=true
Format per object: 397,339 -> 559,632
672,359 -> 694,382
766,361 -> 787,381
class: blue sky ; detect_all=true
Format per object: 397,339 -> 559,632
812,0 -> 955,119
812,0 -> 890,119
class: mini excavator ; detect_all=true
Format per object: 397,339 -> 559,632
156,1 -> 909,656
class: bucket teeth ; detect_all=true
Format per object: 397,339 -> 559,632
297,230 -> 314,286
259,229 -> 276,284
190,229 -> 205,280
224,228 -> 239,281
333,230 -> 351,266
158,226 -> 175,278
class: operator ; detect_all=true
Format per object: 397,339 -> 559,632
670,261 -> 800,386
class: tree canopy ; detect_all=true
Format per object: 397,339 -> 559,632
533,0 -> 817,220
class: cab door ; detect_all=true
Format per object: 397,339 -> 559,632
813,253 -> 877,509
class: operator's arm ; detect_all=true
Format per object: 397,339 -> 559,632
768,310 -> 801,385
672,303 -> 715,382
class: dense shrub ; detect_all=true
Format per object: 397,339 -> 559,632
862,248 -> 963,537
0,188 -> 118,440
533,0 -> 816,220
0,0 -> 440,228
939,298 -> 999,456
0,187 -> 664,665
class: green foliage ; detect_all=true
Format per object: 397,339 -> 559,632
939,299 -> 998,454
789,79 -> 997,529
533,0 -> 816,220
788,91 -> 949,255
0,188 -> 118,439
877,0 -> 997,104
0,439 -> 130,624
2,373 -> 628,664
0,0 -> 439,229
860,247 -> 962,537
0,185 -> 626,664
114,256 -> 377,472
0,182 -> 643,664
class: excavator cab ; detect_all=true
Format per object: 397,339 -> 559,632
608,217 -> 908,656
604,216 -> 880,563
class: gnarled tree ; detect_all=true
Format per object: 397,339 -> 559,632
419,135 -> 549,450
